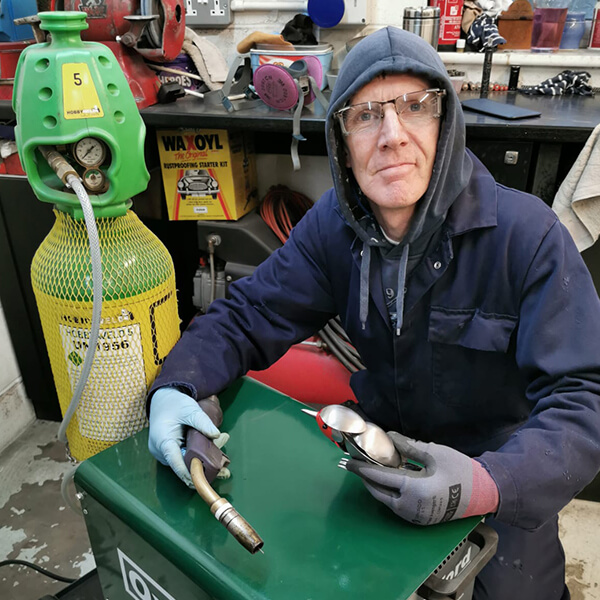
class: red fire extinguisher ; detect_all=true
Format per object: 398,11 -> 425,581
431,0 -> 465,50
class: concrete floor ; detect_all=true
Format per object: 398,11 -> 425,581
0,420 -> 599,600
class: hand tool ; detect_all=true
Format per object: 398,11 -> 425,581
301,405 -> 404,468
185,396 -> 264,554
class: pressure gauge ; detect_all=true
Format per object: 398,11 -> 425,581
73,137 -> 107,168
82,167 -> 108,193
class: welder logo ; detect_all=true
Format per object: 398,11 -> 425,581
78,0 -> 107,18
118,548 -> 178,600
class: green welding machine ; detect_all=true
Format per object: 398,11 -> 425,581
73,377 -> 497,600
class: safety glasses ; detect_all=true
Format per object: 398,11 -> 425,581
335,88 -> 446,136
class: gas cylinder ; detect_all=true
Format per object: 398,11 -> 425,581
13,11 -> 180,460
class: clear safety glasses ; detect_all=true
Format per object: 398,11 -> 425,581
335,88 -> 446,136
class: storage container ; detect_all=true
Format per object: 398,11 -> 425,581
249,44 -> 333,90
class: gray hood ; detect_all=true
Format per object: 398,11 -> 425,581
325,27 -> 473,334
326,26 -> 472,249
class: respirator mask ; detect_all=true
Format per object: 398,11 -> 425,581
253,57 -> 329,170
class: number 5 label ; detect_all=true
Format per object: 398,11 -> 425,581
62,63 -> 104,120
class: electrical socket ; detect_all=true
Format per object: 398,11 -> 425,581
185,0 -> 232,27
338,0 -> 367,26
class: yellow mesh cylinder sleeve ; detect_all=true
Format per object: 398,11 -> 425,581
31,210 -> 180,460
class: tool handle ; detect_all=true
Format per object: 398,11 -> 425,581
197,395 -> 223,427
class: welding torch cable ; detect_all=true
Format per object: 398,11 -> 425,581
317,327 -> 360,373
321,324 -> 365,372
327,318 -> 361,356
327,319 -> 364,363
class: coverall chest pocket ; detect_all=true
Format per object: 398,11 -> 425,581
428,307 -> 518,407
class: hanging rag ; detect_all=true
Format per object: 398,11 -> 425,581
552,123 -> 600,252
521,70 -> 593,96
181,28 -> 229,91
467,14 -> 507,51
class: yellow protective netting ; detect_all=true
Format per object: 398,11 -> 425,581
31,210 -> 180,461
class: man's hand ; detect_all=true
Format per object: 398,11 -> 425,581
345,432 -> 499,525
148,387 -> 221,487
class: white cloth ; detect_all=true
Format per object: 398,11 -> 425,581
552,123 -> 600,252
476,0 -> 512,17
182,27 -> 228,91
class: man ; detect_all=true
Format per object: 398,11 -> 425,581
148,27 -> 600,599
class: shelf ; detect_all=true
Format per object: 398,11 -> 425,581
440,49 -> 600,68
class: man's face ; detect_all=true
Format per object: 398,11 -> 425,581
344,74 -> 441,233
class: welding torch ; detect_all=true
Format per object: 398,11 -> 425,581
184,396 -> 264,554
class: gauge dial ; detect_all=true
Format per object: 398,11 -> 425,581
82,167 -> 108,193
73,137 -> 107,168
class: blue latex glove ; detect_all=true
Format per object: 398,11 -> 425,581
148,387 -> 221,487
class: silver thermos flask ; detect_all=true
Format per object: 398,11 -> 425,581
403,7 -> 440,50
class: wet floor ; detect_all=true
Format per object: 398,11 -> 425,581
0,421 -> 93,599
0,420 -> 599,600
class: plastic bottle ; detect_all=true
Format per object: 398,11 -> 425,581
531,0 -> 570,52
560,12 -> 586,48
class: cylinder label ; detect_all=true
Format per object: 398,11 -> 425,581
59,319 -> 146,441
62,63 -> 105,119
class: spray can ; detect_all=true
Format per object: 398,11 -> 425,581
13,12 -> 180,460
430,0 -> 465,50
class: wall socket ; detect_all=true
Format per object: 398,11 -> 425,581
185,0 -> 232,27
338,0 -> 367,26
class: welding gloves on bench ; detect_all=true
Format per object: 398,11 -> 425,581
148,387 -> 230,488
345,433 -> 499,525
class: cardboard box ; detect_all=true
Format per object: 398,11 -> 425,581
156,129 -> 258,220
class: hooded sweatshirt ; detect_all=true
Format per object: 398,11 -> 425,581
325,27 -> 473,334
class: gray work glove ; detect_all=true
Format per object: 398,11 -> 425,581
345,432 -> 495,526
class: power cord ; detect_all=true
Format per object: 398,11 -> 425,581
0,559 -> 76,584
259,185 -> 366,373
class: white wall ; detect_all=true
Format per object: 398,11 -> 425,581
193,1 -> 420,65
0,302 -> 35,454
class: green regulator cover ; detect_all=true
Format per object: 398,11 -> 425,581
13,11 -> 150,218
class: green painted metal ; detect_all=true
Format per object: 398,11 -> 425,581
13,11 -> 149,218
75,377 -> 481,599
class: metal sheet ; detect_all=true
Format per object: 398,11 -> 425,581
75,377 -> 481,600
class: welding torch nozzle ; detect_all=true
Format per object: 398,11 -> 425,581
190,457 -> 264,554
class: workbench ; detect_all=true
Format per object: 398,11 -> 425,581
73,377 -> 493,600
139,89 -> 600,204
